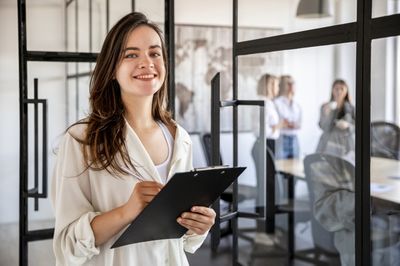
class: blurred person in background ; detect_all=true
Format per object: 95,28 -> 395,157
274,75 -> 302,159
316,79 -> 355,157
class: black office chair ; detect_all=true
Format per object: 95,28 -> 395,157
371,121 -> 400,160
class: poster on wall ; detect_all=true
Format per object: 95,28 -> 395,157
174,24 -> 282,133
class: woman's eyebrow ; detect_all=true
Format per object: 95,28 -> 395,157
124,45 -> 161,52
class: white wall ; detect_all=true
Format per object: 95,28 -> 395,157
0,3 -> 20,224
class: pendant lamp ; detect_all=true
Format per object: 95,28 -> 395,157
296,0 -> 333,18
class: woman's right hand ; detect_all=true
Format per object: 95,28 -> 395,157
122,181 -> 164,222
90,181 -> 163,246
323,102 -> 335,115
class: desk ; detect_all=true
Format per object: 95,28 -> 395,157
275,157 -> 400,206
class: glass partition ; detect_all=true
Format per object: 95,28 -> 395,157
237,42 -> 356,265
373,0 -> 400,18
174,23 -> 233,133
25,61 -> 93,233
26,0 -> 166,53
371,36 -> 400,266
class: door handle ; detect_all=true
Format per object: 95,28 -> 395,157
25,78 -> 48,211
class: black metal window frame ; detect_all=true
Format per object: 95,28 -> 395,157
230,0 -> 400,265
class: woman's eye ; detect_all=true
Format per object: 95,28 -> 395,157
125,54 -> 138,58
151,52 -> 161,57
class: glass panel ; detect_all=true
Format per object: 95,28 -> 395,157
174,23 -> 233,133
371,37 -> 400,266
216,106 -> 266,213
26,61 -> 91,230
238,0 -> 356,42
26,0 -> 134,52
237,42 -> 356,265
373,0 -> 400,18
26,0 -> 66,52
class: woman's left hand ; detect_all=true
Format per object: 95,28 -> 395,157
177,206 -> 216,235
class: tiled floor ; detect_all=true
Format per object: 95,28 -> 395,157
0,220 -> 328,266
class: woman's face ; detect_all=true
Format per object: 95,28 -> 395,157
272,78 -> 280,97
267,78 -> 280,98
332,83 -> 348,102
115,25 -> 166,99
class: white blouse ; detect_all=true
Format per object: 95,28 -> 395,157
263,97 -> 280,140
51,121 -> 207,266
274,96 -> 302,136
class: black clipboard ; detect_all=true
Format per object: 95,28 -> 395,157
111,166 -> 246,248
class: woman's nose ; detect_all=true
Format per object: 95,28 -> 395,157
138,56 -> 154,68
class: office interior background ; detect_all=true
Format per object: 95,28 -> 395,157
0,0 -> 399,265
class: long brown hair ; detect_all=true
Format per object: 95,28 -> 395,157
71,12 -> 173,176
329,79 -> 351,103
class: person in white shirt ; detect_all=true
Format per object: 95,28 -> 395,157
252,73 -> 284,158
274,75 -> 302,159
258,73 -> 284,141
51,12 -> 215,266
251,73 -> 285,223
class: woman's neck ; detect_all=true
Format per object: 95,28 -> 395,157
123,96 -> 155,130
285,93 -> 293,102
336,99 -> 345,108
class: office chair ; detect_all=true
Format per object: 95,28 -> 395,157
304,153 -> 394,265
371,121 -> 400,160
302,153 -> 342,264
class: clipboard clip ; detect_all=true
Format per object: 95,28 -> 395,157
193,165 -> 230,172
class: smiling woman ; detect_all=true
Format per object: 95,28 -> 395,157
116,26 -> 166,99
50,12 -> 215,266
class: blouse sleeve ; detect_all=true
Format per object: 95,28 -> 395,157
341,102 -> 356,132
264,102 -> 277,139
182,231 -> 209,253
318,104 -> 336,131
51,131 -> 101,265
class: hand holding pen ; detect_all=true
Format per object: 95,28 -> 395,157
121,167 -> 164,222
